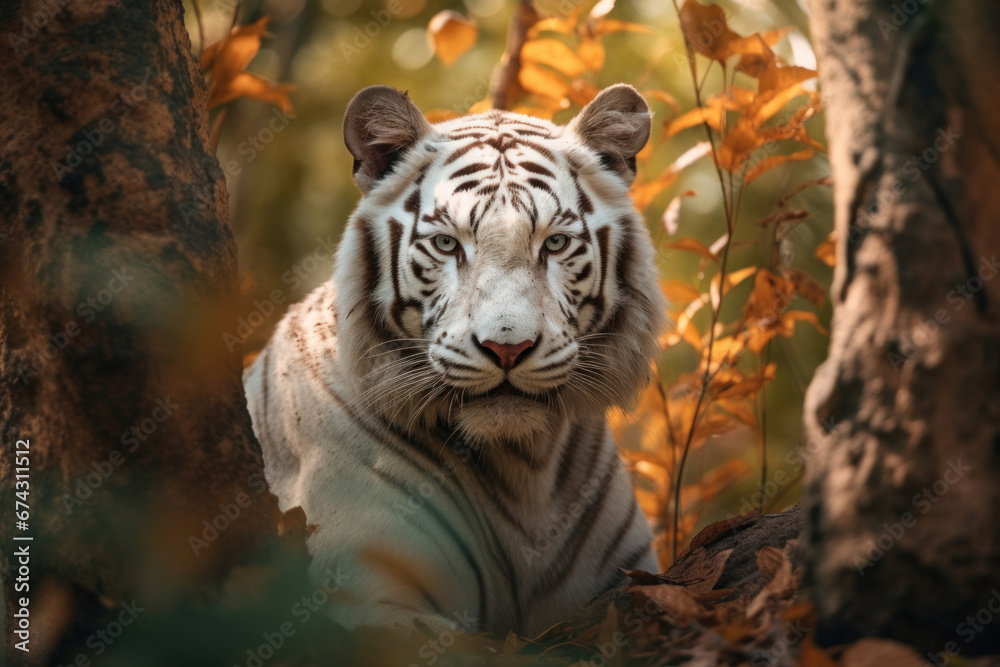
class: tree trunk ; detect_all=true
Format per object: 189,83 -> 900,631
0,1 -> 279,662
803,0 -> 1000,655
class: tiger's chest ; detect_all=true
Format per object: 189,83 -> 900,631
244,284 -> 655,635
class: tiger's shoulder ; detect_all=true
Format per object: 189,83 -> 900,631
243,281 -> 354,503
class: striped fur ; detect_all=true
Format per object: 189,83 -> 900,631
244,85 -> 667,636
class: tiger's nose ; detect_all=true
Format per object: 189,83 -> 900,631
475,337 -> 536,370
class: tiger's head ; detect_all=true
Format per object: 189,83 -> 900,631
334,84 -> 666,448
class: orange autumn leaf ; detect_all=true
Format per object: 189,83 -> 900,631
428,10 -> 478,66
566,78 -> 601,107
645,89 -> 681,114
815,230 -> 837,266
664,100 -> 726,138
210,72 -> 295,113
521,38 -> 587,78
578,37 -> 606,72
592,18 -> 651,36
783,267 -> 826,307
663,238 -> 719,263
631,141 -> 712,210
202,16 -> 295,113
467,98 -> 492,114
678,0 -> 742,62
743,268 -> 794,323
746,149 -> 816,183
661,279 -> 701,304
518,63 -> 570,103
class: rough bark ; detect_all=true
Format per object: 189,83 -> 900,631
803,0 -> 1000,653
0,1 -> 279,662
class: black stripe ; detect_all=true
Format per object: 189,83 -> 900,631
518,161 -> 554,178
450,162 -> 491,179
571,262 -> 592,284
598,496 -> 639,565
368,465 -> 488,626
615,218 -> 634,290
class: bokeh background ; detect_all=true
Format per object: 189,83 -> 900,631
183,0 -> 833,560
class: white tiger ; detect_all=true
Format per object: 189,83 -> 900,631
244,84 -> 667,636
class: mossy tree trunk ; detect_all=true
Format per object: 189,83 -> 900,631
804,0 -> 1000,655
0,1 -> 278,662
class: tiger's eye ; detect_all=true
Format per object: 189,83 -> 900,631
544,234 -> 569,253
434,235 -> 459,253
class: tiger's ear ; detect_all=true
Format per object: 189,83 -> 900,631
568,84 -> 651,184
344,86 -> 432,193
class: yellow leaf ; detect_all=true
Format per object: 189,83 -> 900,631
578,37 -> 606,72
661,279 -> 701,304
202,17 -> 296,114
783,267 -> 826,307
592,19 -> 651,35
566,78 -> 600,106
210,71 -> 294,113
710,266 -> 757,309
714,363 -> 776,399
664,102 -> 724,138
702,335 -> 744,372
678,0 -> 741,62
631,142 -> 711,210
815,231 -> 836,266
202,16 -> 271,84
645,89 -> 681,114
782,310 -> 827,335
528,17 -> 574,38
518,63 -> 570,102
428,10 -> 477,66
663,238 -> 718,263
521,38 -> 587,78
467,98 -> 492,114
